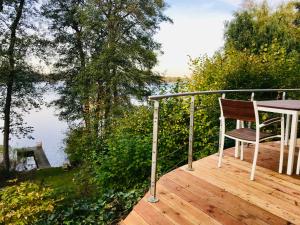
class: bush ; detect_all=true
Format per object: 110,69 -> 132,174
64,127 -> 104,166
94,106 -> 153,193
0,180 -> 59,225
89,82 -> 218,194
38,188 -> 144,225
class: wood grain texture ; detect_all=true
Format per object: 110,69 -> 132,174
122,142 -> 300,225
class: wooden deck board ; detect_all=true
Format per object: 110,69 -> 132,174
122,143 -> 300,225
165,169 -> 286,225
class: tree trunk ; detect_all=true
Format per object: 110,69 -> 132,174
3,80 -> 13,171
0,0 -> 3,12
2,0 -> 25,172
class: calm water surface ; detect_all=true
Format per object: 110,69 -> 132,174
0,88 -> 68,167
0,83 -> 172,167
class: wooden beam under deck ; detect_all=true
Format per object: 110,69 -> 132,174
121,142 -> 300,225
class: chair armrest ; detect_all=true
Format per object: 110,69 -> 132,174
259,117 -> 282,128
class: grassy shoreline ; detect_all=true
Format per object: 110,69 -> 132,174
1,167 -> 80,198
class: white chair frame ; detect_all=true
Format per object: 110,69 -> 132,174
218,99 -> 285,181
297,145 -> 300,175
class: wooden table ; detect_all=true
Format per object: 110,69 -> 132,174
257,100 -> 300,175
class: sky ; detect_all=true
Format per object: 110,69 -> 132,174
154,0 -> 290,77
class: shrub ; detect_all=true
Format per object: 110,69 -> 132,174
0,180 -> 59,225
38,188 -> 144,225
91,82 -> 219,194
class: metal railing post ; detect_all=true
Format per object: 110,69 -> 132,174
282,92 -> 291,146
248,92 -> 255,128
148,100 -> 159,203
282,92 -> 286,100
187,96 -> 195,171
251,92 -> 255,101
217,94 -> 226,156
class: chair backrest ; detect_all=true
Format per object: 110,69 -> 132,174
219,98 -> 256,122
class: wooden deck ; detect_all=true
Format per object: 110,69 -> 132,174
121,142 -> 300,225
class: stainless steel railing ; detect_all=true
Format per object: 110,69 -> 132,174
147,88 -> 300,203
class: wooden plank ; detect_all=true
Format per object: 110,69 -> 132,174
122,211 -> 149,225
204,156 -> 300,200
224,143 -> 299,174
123,142 -> 300,225
166,169 -> 286,225
223,145 -> 282,171
159,176 -> 243,225
34,144 -> 51,168
221,99 -> 256,122
134,197 -> 176,225
257,100 -> 300,111
202,160 -> 300,212
219,147 -> 300,185
157,184 -> 222,225
144,192 -> 199,225
212,152 -> 300,190
196,157 -> 299,209
191,157 -> 300,224
216,155 -> 300,193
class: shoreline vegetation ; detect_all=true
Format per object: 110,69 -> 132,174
162,76 -> 190,83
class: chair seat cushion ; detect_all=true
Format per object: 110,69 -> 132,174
225,128 -> 274,142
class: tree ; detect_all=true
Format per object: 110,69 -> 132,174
82,0 -> 170,123
225,1 -> 300,53
189,1 -> 300,144
294,1 -> 300,26
0,0 -> 45,172
42,0 -> 89,126
43,0 -> 171,137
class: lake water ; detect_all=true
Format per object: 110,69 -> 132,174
0,88 -> 69,167
0,83 -> 174,168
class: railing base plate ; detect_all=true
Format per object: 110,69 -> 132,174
186,167 -> 194,171
148,196 -> 159,203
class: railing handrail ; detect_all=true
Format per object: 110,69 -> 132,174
147,88 -> 300,203
149,88 -> 300,100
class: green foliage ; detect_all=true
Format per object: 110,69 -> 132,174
38,189 -> 144,225
0,0 -> 46,171
189,1 -> 300,149
73,83 -> 218,195
0,180 -> 59,225
3,1 -> 300,225
64,128 -> 99,166
11,167 -> 80,200
189,42 -> 300,146
43,0 -> 171,136
54,82 -> 218,223
93,106 -> 153,193
190,42 -> 300,92
190,2 -> 300,114
225,1 -> 300,53
63,129 -> 106,195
